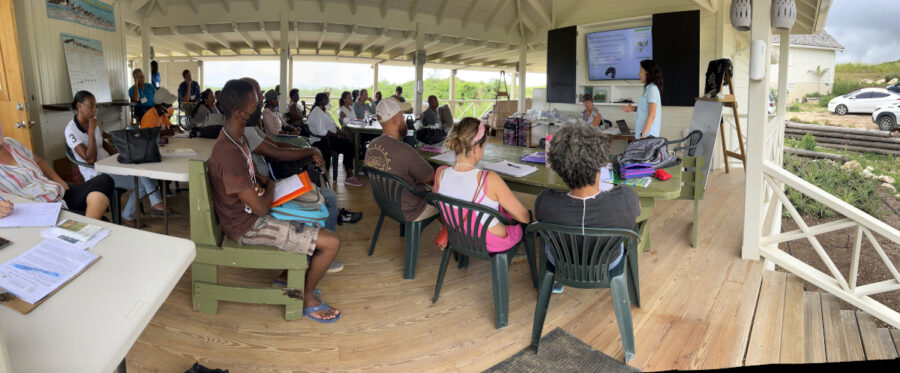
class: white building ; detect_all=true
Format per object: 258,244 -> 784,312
770,31 -> 844,103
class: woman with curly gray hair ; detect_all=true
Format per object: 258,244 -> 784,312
535,125 -> 640,293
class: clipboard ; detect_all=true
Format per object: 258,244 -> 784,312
0,256 -> 101,315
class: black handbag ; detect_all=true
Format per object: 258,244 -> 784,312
110,127 -> 162,164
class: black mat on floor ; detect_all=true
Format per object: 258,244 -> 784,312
484,328 -> 640,373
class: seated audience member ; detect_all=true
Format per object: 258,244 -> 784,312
287,89 -> 305,126
214,90 -> 224,113
421,95 -> 442,128
391,86 -> 406,103
190,89 -> 220,128
241,78 -> 362,232
434,118 -> 530,252
338,91 -> 355,125
308,93 -> 362,187
353,89 -> 376,119
0,125 -> 113,220
178,69 -> 201,107
363,97 -> 438,222
66,91 -> 172,227
129,68 -> 156,121
351,89 -> 360,104
262,89 -> 297,136
535,125 -> 640,293
373,91 -> 383,107
140,88 -> 180,136
208,79 -> 342,323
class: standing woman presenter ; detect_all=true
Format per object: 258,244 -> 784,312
621,60 -> 663,139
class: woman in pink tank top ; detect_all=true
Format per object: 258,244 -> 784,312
434,118 -> 530,252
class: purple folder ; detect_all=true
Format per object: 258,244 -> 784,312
520,152 -> 546,164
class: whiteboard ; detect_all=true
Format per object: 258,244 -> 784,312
688,100 -> 724,189
61,33 -> 112,103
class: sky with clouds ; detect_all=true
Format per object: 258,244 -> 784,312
824,0 -> 900,64
203,60 -> 547,89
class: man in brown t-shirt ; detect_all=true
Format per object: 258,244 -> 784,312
207,79 -> 342,323
364,97 -> 438,221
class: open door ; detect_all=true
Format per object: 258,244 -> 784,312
0,0 -> 34,149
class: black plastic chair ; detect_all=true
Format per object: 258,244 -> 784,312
426,192 -> 537,329
525,222 -> 641,362
365,166 -> 439,280
64,146 -> 128,224
320,137 -> 340,182
666,130 -> 703,157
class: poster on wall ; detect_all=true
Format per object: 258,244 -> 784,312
47,0 -> 116,32
61,34 -> 112,103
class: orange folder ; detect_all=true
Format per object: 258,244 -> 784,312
271,172 -> 314,207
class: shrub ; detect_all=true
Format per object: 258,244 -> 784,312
800,133 -> 817,151
818,95 -> 835,108
805,92 -> 823,98
788,103 -> 801,112
783,155 -> 883,218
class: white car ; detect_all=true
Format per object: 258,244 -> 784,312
872,103 -> 899,132
827,87 -> 900,115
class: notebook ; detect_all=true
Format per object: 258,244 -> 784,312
484,161 -> 538,178
271,172 -> 314,207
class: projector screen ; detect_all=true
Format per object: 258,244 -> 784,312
585,26 -> 652,81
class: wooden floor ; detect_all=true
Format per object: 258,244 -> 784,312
745,271 -> 900,365
119,168 -> 856,372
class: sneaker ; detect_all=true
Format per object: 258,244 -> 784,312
327,261 -> 344,273
552,282 -> 564,294
344,176 -> 363,187
337,208 -> 363,225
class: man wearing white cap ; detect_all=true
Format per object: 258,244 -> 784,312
364,97 -> 439,222
140,87 -> 180,136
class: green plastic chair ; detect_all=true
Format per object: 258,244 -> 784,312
525,222 -> 640,362
364,166 -> 439,280
188,159 -> 309,320
426,192 -> 537,329
64,146 -> 129,224
678,156 -> 705,247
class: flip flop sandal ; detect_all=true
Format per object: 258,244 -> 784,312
303,302 -> 341,323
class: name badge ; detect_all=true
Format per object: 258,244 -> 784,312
190,95 -> 196,100
140,97 -> 148,104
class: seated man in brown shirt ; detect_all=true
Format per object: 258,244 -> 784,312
207,79 -> 342,323
364,97 -> 438,221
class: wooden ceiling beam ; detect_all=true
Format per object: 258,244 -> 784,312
462,0 -> 484,28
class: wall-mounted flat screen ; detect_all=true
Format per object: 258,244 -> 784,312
585,26 -> 652,81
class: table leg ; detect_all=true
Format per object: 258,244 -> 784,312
117,358 -> 127,373
353,130 -> 361,177
133,176 -> 141,229
161,180 -> 168,235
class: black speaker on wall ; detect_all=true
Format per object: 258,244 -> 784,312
651,10 -> 700,107
546,26 -> 577,103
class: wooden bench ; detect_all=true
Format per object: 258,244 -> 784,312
189,159 -> 309,320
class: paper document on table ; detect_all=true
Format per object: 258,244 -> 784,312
431,151 -> 457,163
160,148 -> 198,157
484,161 -> 538,177
171,131 -> 190,138
0,239 -> 99,304
41,228 -> 110,250
271,172 -> 314,207
0,202 -> 62,228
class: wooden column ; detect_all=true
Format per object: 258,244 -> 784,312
141,16 -> 151,74
414,23 -> 424,116
517,45 -> 527,112
279,13 -> 290,114
742,0 -> 772,261
449,69 -> 457,115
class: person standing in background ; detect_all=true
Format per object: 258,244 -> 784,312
150,61 -> 161,89
620,60 -> 663,139
391,86 -> 406,103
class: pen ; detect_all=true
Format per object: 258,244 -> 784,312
507,162 -> 521,169
12,264 -> 60,277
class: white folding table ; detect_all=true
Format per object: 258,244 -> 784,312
0,193 -> 196,372
94,137 -> 215,233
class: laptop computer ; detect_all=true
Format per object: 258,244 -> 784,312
616,120 -> 634,135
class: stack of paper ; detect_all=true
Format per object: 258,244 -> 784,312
271,172 -> 314,207
0,202 -> 62,228
0,239 -> 99,304
160,148 -> 198,157
41,227 -> 109,250
484,161 -> 538,177
47,219 -> 102,242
